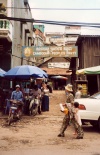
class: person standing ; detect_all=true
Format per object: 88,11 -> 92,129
24,84 -> 30,96
75,86 -> 83,99
73,102 -> 83,135
58,84 -> 84,139
5,88 -> 13,114
41,82 -> 50,112
0,87 -> 4,112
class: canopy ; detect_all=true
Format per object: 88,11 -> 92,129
4,65 -> 48,79
76,66 -> 100,75
0,68 -> 6,77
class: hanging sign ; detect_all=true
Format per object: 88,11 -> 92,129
22,46 -> 78,58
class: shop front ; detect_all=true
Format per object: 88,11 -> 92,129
40,67 -> 72,90
76,66 -> 100,96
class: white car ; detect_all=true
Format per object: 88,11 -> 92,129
75,92 -> 100,131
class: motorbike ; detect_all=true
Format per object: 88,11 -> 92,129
29,95 -> 40,116
8,100 -> 23,125
24,95 -> 32,115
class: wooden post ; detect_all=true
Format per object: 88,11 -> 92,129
97,75 -> 100,91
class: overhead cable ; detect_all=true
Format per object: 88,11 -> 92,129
1,16 -> 100,28
4,7 -> 100,10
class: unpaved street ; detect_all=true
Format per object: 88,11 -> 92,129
0,91 -> 100,155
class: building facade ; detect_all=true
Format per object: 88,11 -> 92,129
33,24 -> 45,66
76,36 -> 100,95
38,57 -> 71,90
45,32 -> 65,46
0,0 -> 33,71
74,27 -> 100,95
65,26 -> 81,46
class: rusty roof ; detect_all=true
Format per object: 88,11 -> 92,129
41,67 -> 72,75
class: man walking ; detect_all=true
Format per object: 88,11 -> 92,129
58,84 -> 84,139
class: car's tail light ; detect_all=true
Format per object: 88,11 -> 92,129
79,104 -> 86,110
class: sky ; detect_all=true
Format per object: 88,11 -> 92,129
28,0 -> 100,33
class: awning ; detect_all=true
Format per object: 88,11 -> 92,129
76,66 -> 100,75
40,67 -> 72,75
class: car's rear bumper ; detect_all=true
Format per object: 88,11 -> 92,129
80,110 -> 100,121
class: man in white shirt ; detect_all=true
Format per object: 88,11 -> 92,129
30,85 -> 42,114
75,86 -> 83,99
32,85 -> 41,98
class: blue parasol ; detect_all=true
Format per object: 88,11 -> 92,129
4,65 -> 48,79
0,68 -> 6,77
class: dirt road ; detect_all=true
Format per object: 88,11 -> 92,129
0,91 -> 100,155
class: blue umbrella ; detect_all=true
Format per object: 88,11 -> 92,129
4,65 -> 48,79
51,75 -> 68,80
0,68 -> 6,77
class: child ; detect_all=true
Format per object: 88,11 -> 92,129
73,102 -> 82,135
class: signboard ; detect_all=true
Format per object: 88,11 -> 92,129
48,62 -> 70,68
22,46 -> 78,58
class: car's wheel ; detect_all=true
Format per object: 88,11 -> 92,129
82,120 -> 87,125
90,121 -> 98,128
98,117 -> 100,132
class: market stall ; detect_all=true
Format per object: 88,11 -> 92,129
76,66 -> 100,95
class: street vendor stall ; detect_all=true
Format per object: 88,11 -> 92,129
76,66 -> 100,95
4,65 -> 48,88
76,66 -> 100,75
74,80 -> 88,97
4,65 -> 48,79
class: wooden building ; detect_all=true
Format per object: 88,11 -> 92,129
38,57 -> 72,90
76,37 -> 100,68
74,36 -> 100,95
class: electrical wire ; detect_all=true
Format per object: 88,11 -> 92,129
11,53 -> 35,63
4,7 -> 100,10
34,20 -> 100,27
1,16 -> 100,28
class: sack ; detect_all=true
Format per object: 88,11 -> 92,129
64,108 -> 68,115
59,103 -> 68,114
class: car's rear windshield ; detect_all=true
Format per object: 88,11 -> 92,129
90,93 -> 100,99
